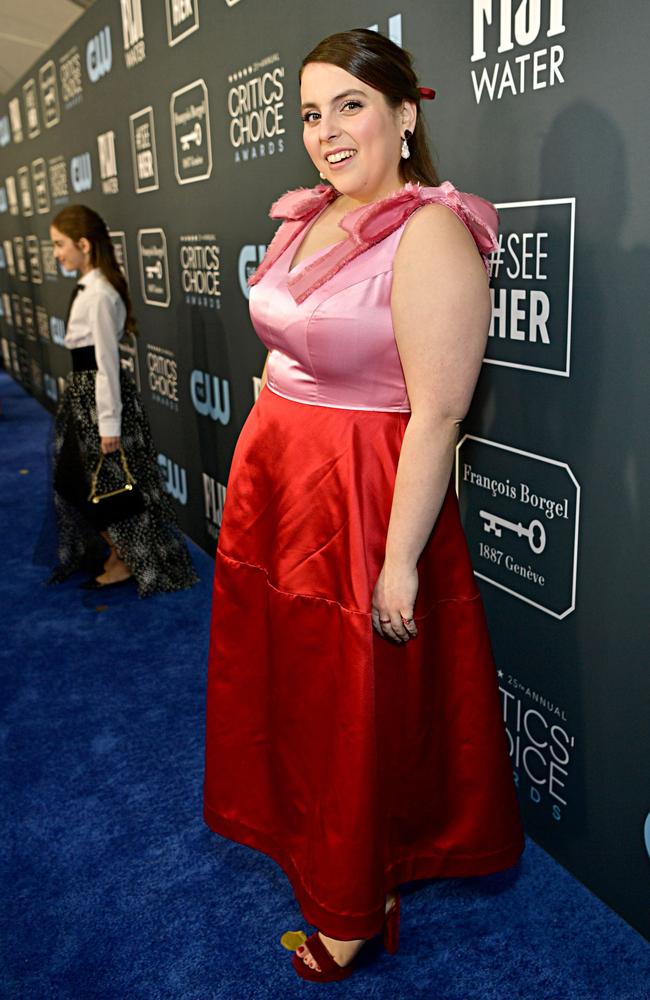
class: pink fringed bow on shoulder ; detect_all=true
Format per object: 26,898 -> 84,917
247,180 -> 499,304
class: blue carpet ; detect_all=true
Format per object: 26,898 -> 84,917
1,368 -> 649,1000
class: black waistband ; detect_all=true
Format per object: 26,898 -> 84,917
71,346 -> 98,372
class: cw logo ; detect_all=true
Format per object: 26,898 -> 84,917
70,153 -> 92,193
190,370 -> 230,424
86,27 -> 112,83
158,453 -> 188,505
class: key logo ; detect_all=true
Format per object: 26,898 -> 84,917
456,436 -> 580,619
170,79 -> 212,184
31,158 -> 50,214
39,60 -> 61,128
8,98 -> 23,142
17,167 -> 34,217
27,236 -> 42,284
138,229 -> 170,307
23,79 -> 40,138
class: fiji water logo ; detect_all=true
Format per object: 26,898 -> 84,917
86,26 -> 112,83
190,370 -> 230,423
158,453 -> 187,505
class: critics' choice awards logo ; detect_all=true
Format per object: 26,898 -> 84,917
23,79 -> 40,138
146,344 -> 178,410
27,237 -> 42,284
49,156 -> 69,203
158,453 -> 188,505
59,47 -> 83,108
121,0 -> 146,68
138,229 -> 170,307
488,198 -> 575,376
86,27 -> 112,83
31,159 -> 50,214
166,0 -> 199,45
228,53 -> 286,163
17,167 -> 33,217
471,0 -> 566,103
171,80 -> 212,184
456,436 -> 580,619
203,473 -> 227,540
69,152 -> 92,193
191,371 -> 231,424
239,243 -> 266,299
39,61 -> 60,128
98,131 -> 119,194
129,107 -> 158,193
500,674 -> 574,820
9,97 -> 23,142
179,235 -> 221,308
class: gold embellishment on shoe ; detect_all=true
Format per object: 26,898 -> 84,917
280,929 -> 307,951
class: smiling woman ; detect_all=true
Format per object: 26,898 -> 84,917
203,27 -> 525,984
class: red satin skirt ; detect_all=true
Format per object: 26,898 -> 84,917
203,385 -> 525,939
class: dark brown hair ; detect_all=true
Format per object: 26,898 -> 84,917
299,28 -> 440,187
51,204 -> 139,336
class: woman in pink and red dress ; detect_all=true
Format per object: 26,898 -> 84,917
203,28 -> 524,982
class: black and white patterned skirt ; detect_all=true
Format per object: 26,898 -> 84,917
51,355 -> 198,598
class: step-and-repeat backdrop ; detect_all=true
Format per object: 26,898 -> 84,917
1,0 -> 648,942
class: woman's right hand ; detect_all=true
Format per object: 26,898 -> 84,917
100,436 -> 120,454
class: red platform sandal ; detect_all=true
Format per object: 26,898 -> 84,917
290,892 -> 400,983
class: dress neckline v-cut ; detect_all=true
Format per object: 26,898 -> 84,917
286,203 -> 346,274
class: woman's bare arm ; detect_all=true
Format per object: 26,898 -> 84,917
371,203 -> 492,642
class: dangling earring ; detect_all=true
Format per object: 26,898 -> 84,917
401,129 -> 412,160
319,171 -> 326,179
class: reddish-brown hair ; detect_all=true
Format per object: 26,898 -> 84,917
51,204 -> 139,336
299,28 -> 440,187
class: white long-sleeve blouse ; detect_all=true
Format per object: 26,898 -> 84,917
63,267 -> 126,437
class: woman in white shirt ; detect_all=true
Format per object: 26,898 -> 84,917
48,204 -> 197,597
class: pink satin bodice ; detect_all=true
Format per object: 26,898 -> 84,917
248,180 -> 498,412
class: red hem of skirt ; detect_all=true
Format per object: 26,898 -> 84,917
203,804 -> 526,940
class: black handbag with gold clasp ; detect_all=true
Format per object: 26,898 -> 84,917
87,446 -> 146,527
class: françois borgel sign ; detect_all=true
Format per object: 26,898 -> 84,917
456,436 -> 580,619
